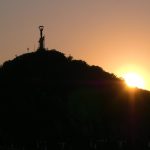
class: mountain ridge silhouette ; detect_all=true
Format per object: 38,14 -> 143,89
0,49 -> 150,149
0,49 -> 121,88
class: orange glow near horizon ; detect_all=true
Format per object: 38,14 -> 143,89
1,1 -> 150,90
115,65 -> 150,91
123,72 -> 145,89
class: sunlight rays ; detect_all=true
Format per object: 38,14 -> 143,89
123,72 -> 145,89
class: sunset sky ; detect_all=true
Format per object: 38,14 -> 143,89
1,0 -> 150,90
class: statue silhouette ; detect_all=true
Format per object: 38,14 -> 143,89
38,26 -> 45,50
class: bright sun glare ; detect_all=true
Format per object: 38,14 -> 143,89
123,72 -> 145,89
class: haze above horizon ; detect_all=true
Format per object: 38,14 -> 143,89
1,0 -> 150,90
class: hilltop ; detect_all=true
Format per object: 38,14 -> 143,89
0,49 -> 150,149
0,49 -> 119,83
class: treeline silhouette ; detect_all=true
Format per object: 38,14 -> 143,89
0,49 -> 150,150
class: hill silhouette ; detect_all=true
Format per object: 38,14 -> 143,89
0,49 -> 150,149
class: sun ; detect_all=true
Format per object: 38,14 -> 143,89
123,72 -> 145,89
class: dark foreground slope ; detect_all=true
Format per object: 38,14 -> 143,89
0,49 -> 150,149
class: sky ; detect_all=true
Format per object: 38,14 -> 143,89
1,0 -> 150,90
